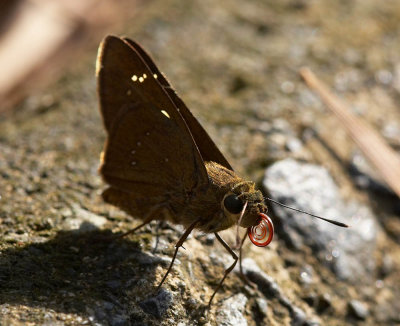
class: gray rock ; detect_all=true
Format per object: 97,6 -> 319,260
348,300 -> 369,320
205,234 -> 215,245
375,69 -> 393,85
382,122 -> 400,147
299,265 -> 314,285
134,251 -> 170,266
304,321 -> 320,326
239,258 -> 309,325
238,258 -> 281,299
110,315 -> 129,326
94,307 -> 107,322
291,306 -> 307,326
255,298 -> 268,317
350,151 -> 391,194
106,280 -> 122,290
286,137 -> 303,153
139,288 -> 173,318
216,293 -> 248,326
263,159 -> 378,282
316,293 -> 332,313
63,204 -> 107,232
102,301 -> 115,311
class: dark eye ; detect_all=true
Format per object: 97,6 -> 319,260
224,194 -> 244,214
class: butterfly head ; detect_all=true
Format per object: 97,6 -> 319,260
221,182 -> 274,247
221,181 -> 267,228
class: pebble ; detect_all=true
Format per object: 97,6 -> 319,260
291,306 -> 307,326
286,137 -> 303,153
375,69 -> 393,85
239,258 -> 281,298
205,234 -> 215,245
348,300 -> 369,320
350,151 -> 391,194
106,280 -> 122,290
255,298 -> 268,317
139,288 -> 173,318
216,293 -> 248,326
316,293 -> 332,313
299,265 -> 314,285
63,204 -> 107,232
239,258 -> 311,324
110,314 -> 129,326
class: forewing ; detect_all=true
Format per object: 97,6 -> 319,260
123,38 -> 233,170
97,35 -> 208,196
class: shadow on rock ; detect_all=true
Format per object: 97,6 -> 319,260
0,227 -> 169,324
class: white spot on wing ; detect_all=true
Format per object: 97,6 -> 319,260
131,161 -> 136,166
137,141 -> 141,146
143,73 -> 147,79
161,110 -> 170,118
131,75 -> 138,82
153,74 -> 158,79
139,77 -> 144,83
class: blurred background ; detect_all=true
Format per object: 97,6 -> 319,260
0,0 -> 400,325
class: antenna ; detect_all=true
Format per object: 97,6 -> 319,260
264,197 -> 349,228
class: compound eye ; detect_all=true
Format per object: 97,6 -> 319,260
223,194 -> 244,214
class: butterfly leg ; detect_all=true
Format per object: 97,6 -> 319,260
152,208 -> 175,253
157,219 -> 200,291
238,232 -> 254,288
115,204 -> 167,239
208,233 -> 238,307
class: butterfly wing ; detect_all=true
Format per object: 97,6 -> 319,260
122,38 -> 233,171
97,35 -> 208,199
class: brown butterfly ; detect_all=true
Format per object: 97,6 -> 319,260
96,35 -> 345,306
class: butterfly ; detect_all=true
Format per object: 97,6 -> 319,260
95,35 -> 345,306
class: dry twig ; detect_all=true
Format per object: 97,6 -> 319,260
300,67 -> 400,198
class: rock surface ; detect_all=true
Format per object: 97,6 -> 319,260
263,159 -> 378,282
216,293 -> 248,326
1,0 -> 400,325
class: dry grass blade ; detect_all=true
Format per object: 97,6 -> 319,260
300,67 -> 400,199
